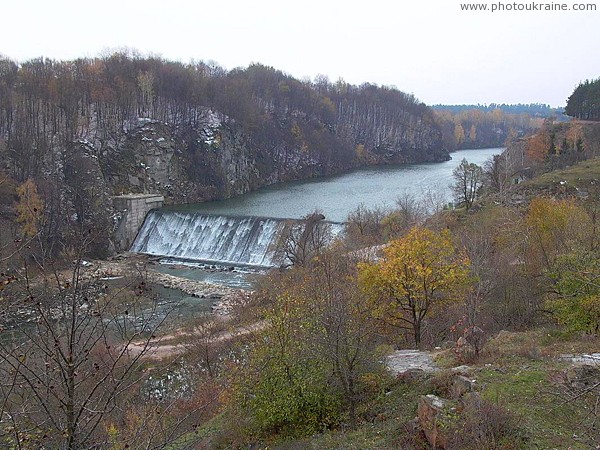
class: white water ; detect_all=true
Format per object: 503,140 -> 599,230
131,211 -> 342,267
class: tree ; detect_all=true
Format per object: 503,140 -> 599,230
547,251 -> 600,334
0,242 -> 203,449
345,204 -> 385,247
483,153 -> 515,198
454,123 -> 466,146
469,124 -> 477,143
452,158 -> 483,210
16,178 -> 44,238
525,130 -> 551,165
525,197 -> 592,272
239,249 -> 381,434
566,78 -> 600,121
278,211 -> 334,266
359,227 -> 471,347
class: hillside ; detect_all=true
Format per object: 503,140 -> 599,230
0,54 -> 449,199
0,53 -> 452,256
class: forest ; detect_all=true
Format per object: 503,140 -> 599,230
1,54 -> 600,448
0,51 -> 455,259
432,103 -> 565,117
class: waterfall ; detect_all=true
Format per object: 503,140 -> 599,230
131,210 -> 342,267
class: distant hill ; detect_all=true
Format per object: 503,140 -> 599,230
432,103 -> 567,119
432,105 -> 546,150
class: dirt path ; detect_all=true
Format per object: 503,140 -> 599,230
127,320 -> 266,360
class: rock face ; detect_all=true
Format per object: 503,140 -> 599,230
99,110 -> 448,206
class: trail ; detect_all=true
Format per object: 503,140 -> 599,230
127,320 -> 266,360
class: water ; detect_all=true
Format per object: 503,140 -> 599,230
136,147 -> 501,289
166,148 -> 502,222
154,262 -> 259,290
132,211 -> 344,267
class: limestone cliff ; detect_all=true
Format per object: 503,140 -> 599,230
0,55 -> 450,256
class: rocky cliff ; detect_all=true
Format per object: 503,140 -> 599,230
0,54 -> 449,255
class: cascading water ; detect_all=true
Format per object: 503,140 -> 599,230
130,210 -> 342,268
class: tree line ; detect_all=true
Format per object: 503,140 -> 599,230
433,103 -> 565,117
434,107 -> 542,150
0,51 -> 446,184
565,77 -> 600,121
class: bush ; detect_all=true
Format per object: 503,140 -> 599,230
446,395 -> 527,450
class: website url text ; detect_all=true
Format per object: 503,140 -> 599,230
460,2 -> 597,11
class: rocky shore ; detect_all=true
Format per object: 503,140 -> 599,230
86,256 -> 251,315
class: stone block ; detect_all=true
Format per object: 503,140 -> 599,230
449,375 -> 475,399
418,394 -> 451,449
112,194 -> 164,252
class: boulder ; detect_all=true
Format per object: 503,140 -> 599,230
418,394 -> 452,449
566,364 -> 600,390
450,375 -> 475,399
386,349 -> 438,376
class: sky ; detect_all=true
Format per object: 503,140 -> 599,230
2,0 -> 599,107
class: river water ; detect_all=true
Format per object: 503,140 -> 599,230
150,147 -> 502,288
166,148 -> 502,222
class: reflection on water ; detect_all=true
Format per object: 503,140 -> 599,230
166,148 -> 503,222
151,147 -> 502,294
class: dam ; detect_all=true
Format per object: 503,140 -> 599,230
131,210 -> 342,268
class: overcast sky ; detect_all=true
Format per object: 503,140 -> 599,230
2,0 -> 599,106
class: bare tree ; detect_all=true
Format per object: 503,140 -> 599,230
278,210 -> 335,266
452,158 -> 484,210
0,238 -> 208,449
345,204 -> 385,246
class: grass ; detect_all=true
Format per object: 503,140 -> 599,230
270,380 -> 430,450
520,156 -> 600,191
273,329 -> 599,450
473,329 -> 600,449
165,328 -> 600,449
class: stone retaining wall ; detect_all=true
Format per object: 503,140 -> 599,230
113,194 -> 164,251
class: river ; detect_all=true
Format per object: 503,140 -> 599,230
165,147 -> 502,222
147,147 -> 502,288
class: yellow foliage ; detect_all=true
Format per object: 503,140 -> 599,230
454,123 -> 465,145
526,131 -> 551,163
355,144 -> 366,162
525,197 -> 591,268
359,227 -> 471,346
469,124 -> 477,142
16,179 -> 44,238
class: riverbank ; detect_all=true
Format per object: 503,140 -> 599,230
83,254 -> 251,316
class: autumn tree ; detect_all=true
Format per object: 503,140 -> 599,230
16,178 -> 44,238
239,249 -> 381,434
452,158 -> 483,210
525,130 -> 551,166
547,251 -> 600,333
359,227 -> 471,347
524,197 -> 592,272
469,124 -> 477,143
454,123 -> 466,146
